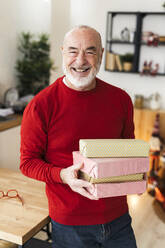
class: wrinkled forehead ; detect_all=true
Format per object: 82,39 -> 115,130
63,28 -> 101,51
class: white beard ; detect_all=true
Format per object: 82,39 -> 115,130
62,61 -> 101,89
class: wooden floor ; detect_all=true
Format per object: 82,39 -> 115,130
128,192 -> 165,248
36,192 -> 165,247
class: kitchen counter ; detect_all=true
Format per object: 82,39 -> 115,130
0,114 -> 22,132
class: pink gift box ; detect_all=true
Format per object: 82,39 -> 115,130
73,151 -> 149,198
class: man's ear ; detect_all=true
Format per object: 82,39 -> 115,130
100,48 -> 104,61
102,47 -> 104,55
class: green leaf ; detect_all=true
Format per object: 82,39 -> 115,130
15,32 -> 55,96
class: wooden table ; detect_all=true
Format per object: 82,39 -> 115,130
0,168 -> 50,247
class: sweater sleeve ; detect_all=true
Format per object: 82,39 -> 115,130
121,92 -> 135,139
20,99 -> 63,184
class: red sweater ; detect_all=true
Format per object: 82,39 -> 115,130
20,76 -> 134,225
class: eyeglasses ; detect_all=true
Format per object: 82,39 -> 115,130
0,189 -> 24,206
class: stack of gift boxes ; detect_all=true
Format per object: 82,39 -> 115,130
73,139 -> 150,198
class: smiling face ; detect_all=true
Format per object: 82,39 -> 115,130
62,27 -> 103,91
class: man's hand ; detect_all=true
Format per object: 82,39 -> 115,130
60,163 -> 98,200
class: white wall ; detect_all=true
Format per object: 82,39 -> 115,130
50,0 -> 71,82
69,0 -> 165,108
17,0 -> 51,34
0,126 -> 20,171
0,0 -> 18,102
0,0 -> 51,102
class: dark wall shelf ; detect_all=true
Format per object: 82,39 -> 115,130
105,11 -> 165,76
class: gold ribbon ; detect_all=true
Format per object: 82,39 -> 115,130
78,171 -> 144,184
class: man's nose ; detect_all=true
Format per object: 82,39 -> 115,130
76,51 -> 87,65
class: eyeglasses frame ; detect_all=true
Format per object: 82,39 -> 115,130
0,189 -> 24,206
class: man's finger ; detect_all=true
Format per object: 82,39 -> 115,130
72,178 -> 93,189
77,187 -> 98,200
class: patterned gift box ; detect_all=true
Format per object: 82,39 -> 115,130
79,139 -> 150,158
73,151 -> 149,198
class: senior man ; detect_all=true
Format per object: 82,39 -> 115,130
20,25 -> 137,248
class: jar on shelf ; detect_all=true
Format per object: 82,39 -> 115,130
149,93 -> 161,110
134,95 -> 144,109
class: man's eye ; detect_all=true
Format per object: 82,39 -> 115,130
69,51 -> 77,54
86,51 -> 96,55
68,51 -> 78,56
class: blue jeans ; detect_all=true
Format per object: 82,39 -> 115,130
51,212 -> 137,248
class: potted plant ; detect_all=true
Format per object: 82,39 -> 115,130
16,32 -> 54,96
120,53 -> 134,72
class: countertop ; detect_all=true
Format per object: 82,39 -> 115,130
0,114 -> 22,132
